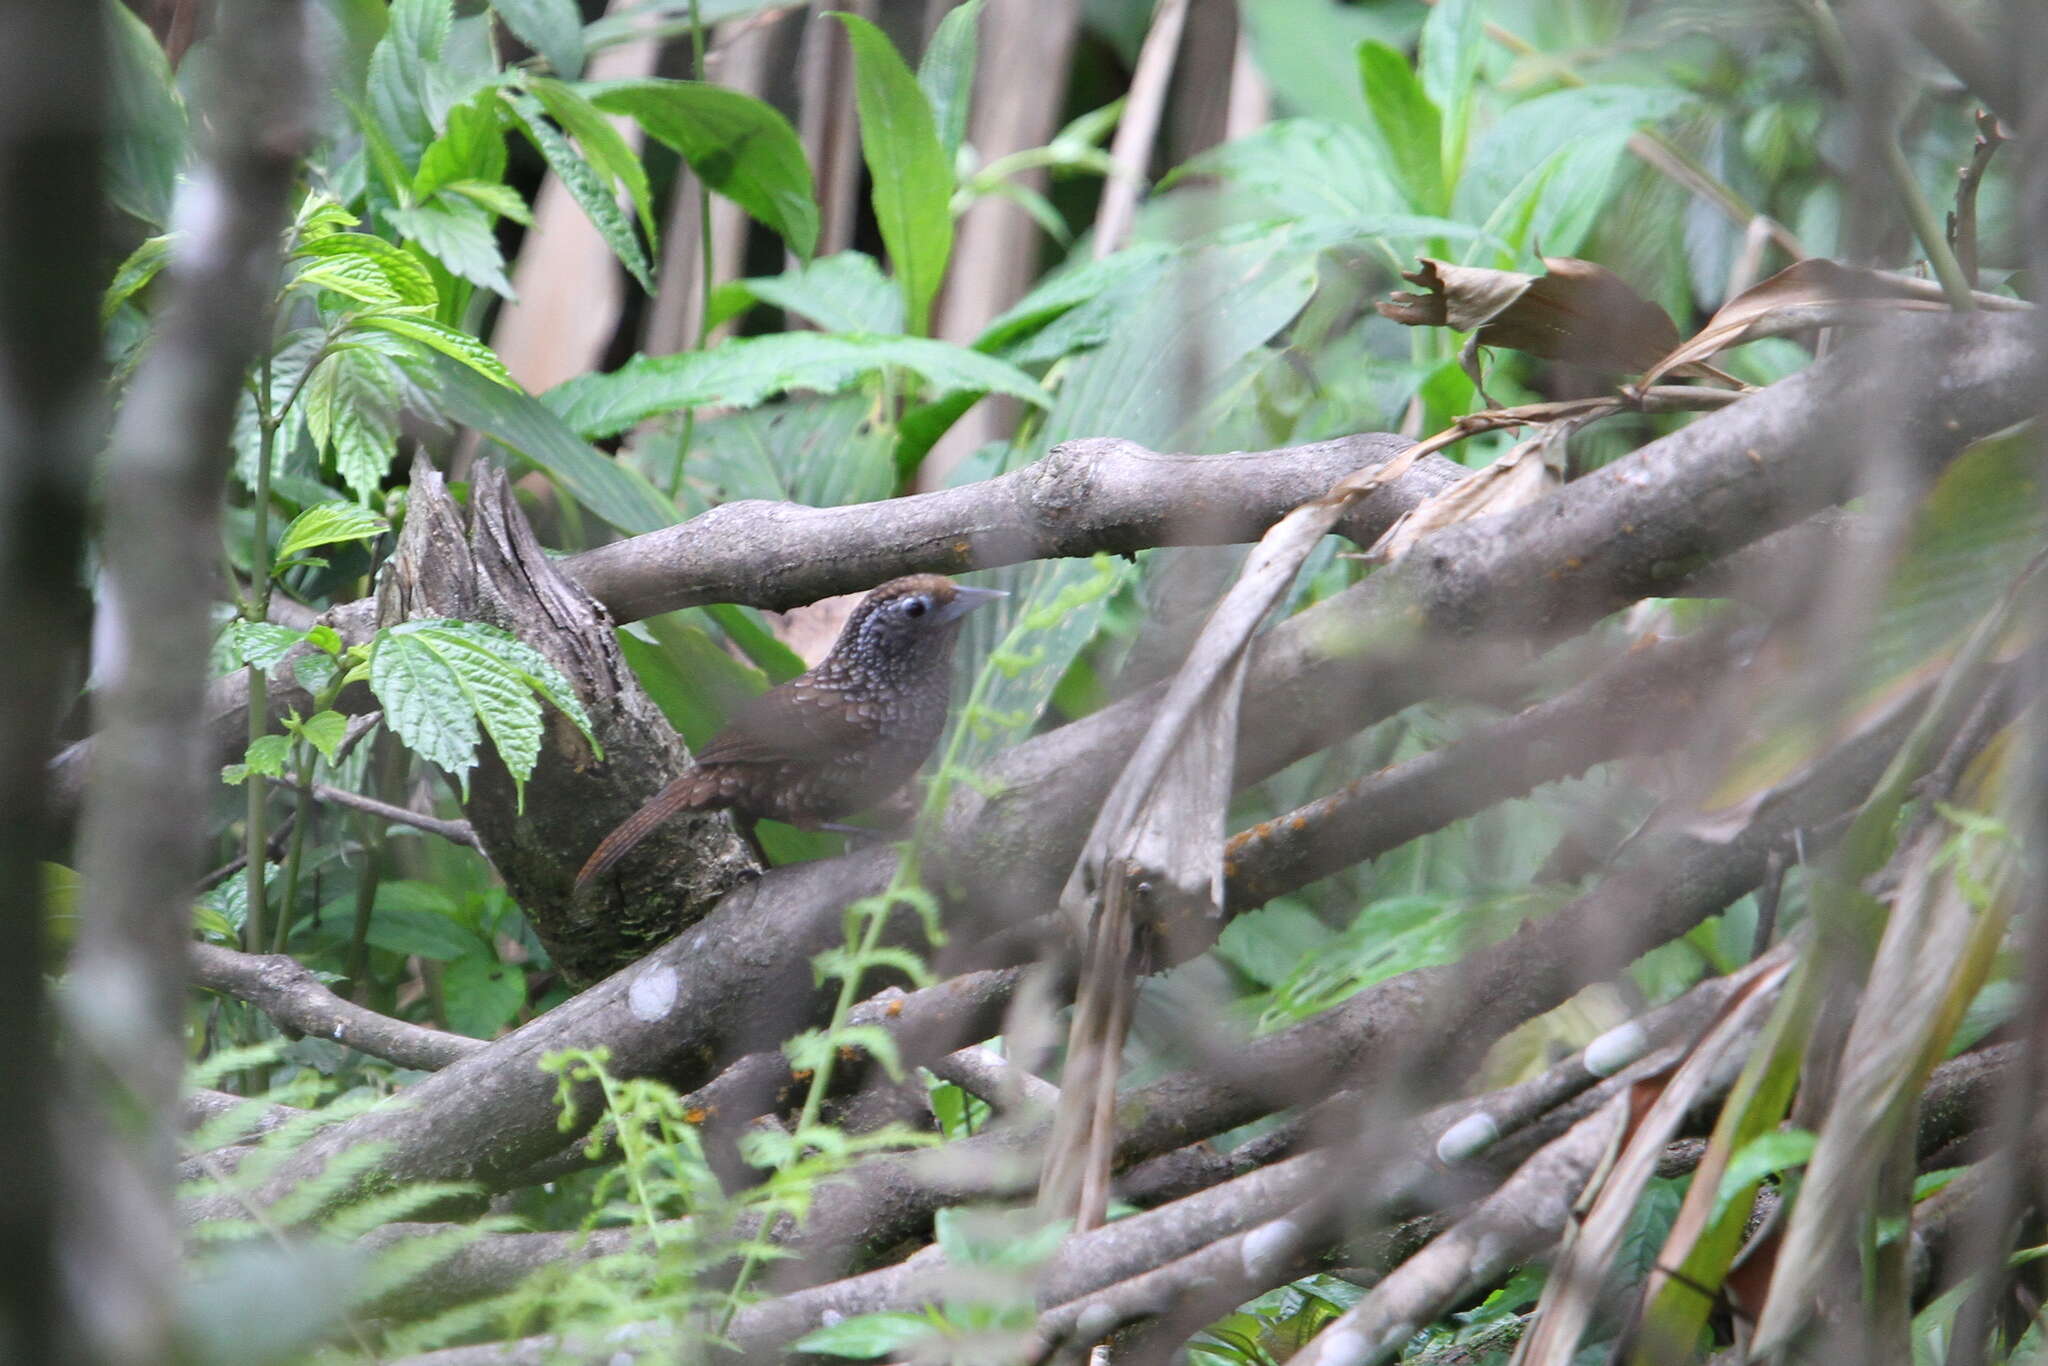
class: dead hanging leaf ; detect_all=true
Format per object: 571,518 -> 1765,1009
1637,257 -> 2034,387
1368,425 -> 1567,563
1377,256 -> 1685,380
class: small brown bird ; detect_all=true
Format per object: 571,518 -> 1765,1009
576,574 -> 1004,888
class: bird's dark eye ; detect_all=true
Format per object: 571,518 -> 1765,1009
902,597 -> 928,618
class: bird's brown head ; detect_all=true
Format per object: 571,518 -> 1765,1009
821,573 -> 1005,685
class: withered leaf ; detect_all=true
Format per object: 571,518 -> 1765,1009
1638,257 -> 2033,387
1368,428 -> 1564,563
1377,256 -> 1684,376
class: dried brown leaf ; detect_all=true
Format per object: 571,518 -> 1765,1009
1638,257 -> 2033,387
1377,256 -> 1684,376
1369,431 -> 1564,563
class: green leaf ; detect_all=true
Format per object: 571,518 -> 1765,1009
387,197 -> 516,298
439,179 -> 533,226
366,0 -> 455,167
443,955 -> 527,1038
222,622 -> 308,672
792,1312 -> 938,1359
616,613 -> 767,751
106,2 -> 189,226
226,734 -> 294,786
286,710 -> 351,764
526,76 -> 654,244
544,332 -> 1048,440
353,310 -> 517,388
490,0 -> 584,78
917,0 -> 984,161
1454,85 -> 1693,225
1357,40 -> 1444,214
1713,1128 -> 1818,1220
704,251 -> 904,335
588,78 -> 818,260
103,234 -> 175,320
413,88 -> 510,199
368,619 -> 598,803
832,13 -> 954,334
420,354 -> 677,535
505,91 -> 653,293
366,902 -> 487,961
277,503 -> 390,564
1417,0 -> 1482,184
674,392 -> 898,513
303,348 -> 402,502
294,232 -> 442,309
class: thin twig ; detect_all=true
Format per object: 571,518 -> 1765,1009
1947,110 -> 2006,287
1092,0 -> 1189,259
262,776 -> 479,848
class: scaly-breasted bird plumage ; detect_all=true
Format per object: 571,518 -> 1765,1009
575,574 -> 1003,888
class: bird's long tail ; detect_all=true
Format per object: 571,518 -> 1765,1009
575,771 -> 717,889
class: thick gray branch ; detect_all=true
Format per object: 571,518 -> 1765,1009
188,943 -> 481,1073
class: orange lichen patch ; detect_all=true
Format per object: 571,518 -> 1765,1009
885,999 -> 904,1017
1287,815 -> 1309,832
838,1044 -> 861,1062
684,1106 -> 714,1125
1563,556 -> 1583,571
952,540 -> 973,559
792,1068 -> 814,1083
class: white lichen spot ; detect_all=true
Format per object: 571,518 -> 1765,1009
1239,1219 -> 1297,1279
1584,1020 -> 1649,1077
1076,1302 -> 1117,1339
1315,1327 -> 1368,1363
627,963 -> 679,1021
1435,1112 -> 1501,1165
819,1309 -> 844,1328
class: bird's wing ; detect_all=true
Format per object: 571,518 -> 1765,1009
689,677 -> 872,766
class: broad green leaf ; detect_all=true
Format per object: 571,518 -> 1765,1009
1417,0 -> 1481,185
589,79 -> 818,260
443,955 -> 527,1037
917,0 -> 984,160
103,234 -> 175,320
1464,133 -> 1632,266
1158,119 -> 1405,225
365,906 -> 487,961
414,88 -> 510,199
353,310 -> 517,388
278,503 -> 391,563
1455,85 -> 1693,225
233,329 -> 327,491
293,232 -> 443,309
106,2 -> 189,226
1712,1128 -> 1817,1220
1357,40 -> 1443,213
420,355 -> 677,535
387,197 -> 516,298
439,180 -> 534,226
833,13 -> 954,334
545,332 -> 1047,440
526,76 -> 654,244
1239,0 -> 1412,129
616,613 -> 767,750
665,393 -> 898,516
287,710 -> 351,764
490,0 -> 584,78
505,91 -> 653,292
367,0 -> 456,166
704,252 -> 904,335
222,622 -> 308,672
225,734 -> 294,786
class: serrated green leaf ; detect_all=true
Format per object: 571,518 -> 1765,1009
223,622 -> 308,672
544,331 -> 1047,440
525,76 -> 653,245
833,13 -> 953,334
234,734 -> 294,784
277,503 -> 390,563
491,0 -> 584,79
917,0 -> 983,161
589,78 -> 818,260
103,233 -> 175,320
303,348 -> 403,501
353,310 -> 517,388
367,0 -> 455,167
296,227 -> 445,310
287,710 -> 351,764
368,627 -> 484,793
505,91 -> 653,293
386,197 -> 516,298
